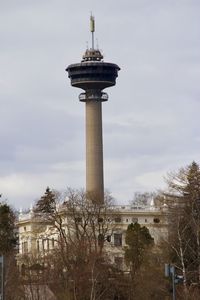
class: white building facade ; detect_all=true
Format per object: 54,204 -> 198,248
17,203 -> 168,270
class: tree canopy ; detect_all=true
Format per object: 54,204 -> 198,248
125,222 -> 154,275
0,202 -> 17,255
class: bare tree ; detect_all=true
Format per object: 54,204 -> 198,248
32,188 -> 126,299
130,192 -> 155,206
164,162 -> 200,298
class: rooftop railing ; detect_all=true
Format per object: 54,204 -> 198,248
79,92 -> 108,102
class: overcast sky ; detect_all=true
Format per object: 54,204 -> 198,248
1,0 -> 200,208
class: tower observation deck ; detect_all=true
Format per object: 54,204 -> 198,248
66,16 -> 120,203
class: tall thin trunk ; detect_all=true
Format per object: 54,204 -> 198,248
177,227 -> 188,298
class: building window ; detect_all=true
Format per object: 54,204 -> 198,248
24,226 -> 26,232
37,240 -> 40,252
47,239 -> 49,252
25,241 -> 28,253
98,217 -> 103,223
145,219 -> 148,223
106,235 -> 111,242
22,241 -> 28,254
114,233 -> 122,246
42,239 -> 45,251
114,217 -> 122,223
153,218 -> 160,223
126,219 -> 129,222
52,238 -> 54,248
114,257 -> 123,270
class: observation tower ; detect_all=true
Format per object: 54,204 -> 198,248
66,16 -> 120,203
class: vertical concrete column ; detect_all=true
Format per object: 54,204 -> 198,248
85,100 -> 104,203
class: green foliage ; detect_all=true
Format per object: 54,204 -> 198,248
0,203 -> 17,255
125,222 -> 154,274
184,162 -> 200,209
34,187 -> 56,214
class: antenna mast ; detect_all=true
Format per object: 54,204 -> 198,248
90,14 -> 95,49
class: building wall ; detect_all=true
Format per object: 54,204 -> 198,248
17,204 -> 168,269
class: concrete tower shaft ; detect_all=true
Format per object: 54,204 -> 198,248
86,99 -> 104,202
66,17 -> 120,203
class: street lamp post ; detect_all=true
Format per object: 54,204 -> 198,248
165,263 -> 183,300
165,263 -> 176,300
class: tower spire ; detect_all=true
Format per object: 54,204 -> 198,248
90,14 -> 95,49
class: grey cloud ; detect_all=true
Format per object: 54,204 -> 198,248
1,0 -> 200,207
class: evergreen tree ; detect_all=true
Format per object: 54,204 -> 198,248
0,203 -> 17,255
0,200 -> 24,299
125,222 -> 154,276
34,187 -> 56,214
